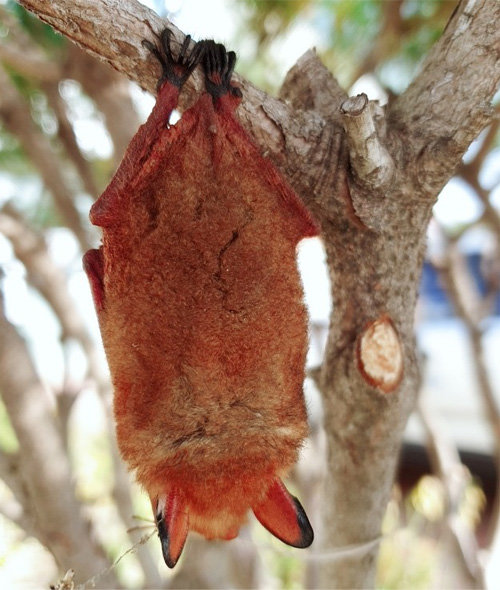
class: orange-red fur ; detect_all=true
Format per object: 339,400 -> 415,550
85,48 -> 317,545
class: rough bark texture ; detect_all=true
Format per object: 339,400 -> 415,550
15,0 -> 500,587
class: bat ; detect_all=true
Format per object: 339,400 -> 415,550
84,30 -> 317,568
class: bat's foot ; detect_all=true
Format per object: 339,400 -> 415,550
143,29 -> 205,89
202,40 -> 242,100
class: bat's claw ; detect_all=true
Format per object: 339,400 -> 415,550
142,29 -> 205,89
201,40 -> 242,100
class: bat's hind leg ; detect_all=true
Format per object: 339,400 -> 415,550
90,31 -> 205,229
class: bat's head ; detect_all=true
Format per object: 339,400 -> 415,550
149,477 -> 313,568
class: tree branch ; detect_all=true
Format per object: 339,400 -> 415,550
340,93 -> 394,192
0,450 -> 45,540
42,80 -> 101,199
0,205 -> 162,585
433,224 -> 500,551
16,0 -> 329,213
390,0 -> 500,194
279,48 -> 347,115
418,399 -> 485,587
0,67 -> 92,251
0,292 -> 117,587
461,116 -> 500,185
0,205 -> 94,347
17,0 -> 164,90
0,6 -> 62,81
63,43 -> 141,164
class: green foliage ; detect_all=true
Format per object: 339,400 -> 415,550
256,526 -> 307,589
245,0 -> 312,43
378,527 -> 437,590
28,190 -> 66,230
72,429 -> 113,501
376,477 -> 486,589
6,0 -> 66,55
0,398 -> 18,452
0,132 -> 33,176
238,0 -> 455,91
329,0 -> 381,48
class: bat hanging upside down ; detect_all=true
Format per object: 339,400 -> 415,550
84,30 -> 318,567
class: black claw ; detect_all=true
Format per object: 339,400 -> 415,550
186,41 -> 205,74
141,39 -> 165,70
143,29 -> 204,89
202,40 -> 241,100
159,29 -> 174,62
224,51 -> 236,85
178,34 -> 192,66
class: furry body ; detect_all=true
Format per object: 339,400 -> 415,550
84,36 -> 316,561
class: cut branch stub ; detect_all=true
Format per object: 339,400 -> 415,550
356,315 -> 403,394
341,93 -> 394,192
